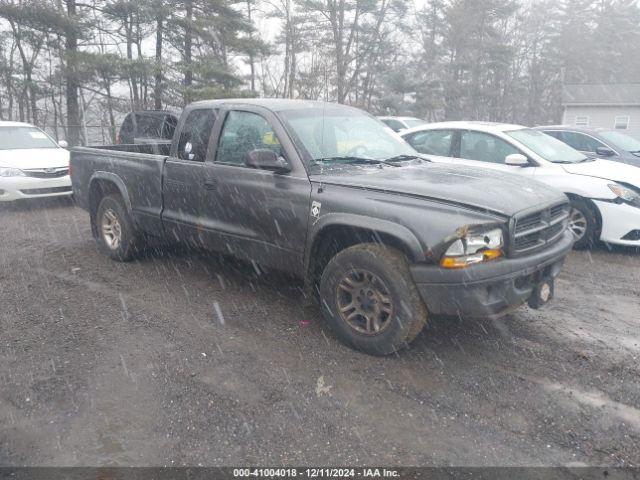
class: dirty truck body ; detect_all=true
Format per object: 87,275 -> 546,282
71,99 -> 573,355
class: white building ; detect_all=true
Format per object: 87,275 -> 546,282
562,83 -> 640,139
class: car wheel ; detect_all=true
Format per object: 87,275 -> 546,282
96,194 -> 142,261
319,243 -> 427,356
568,198 -> 598,250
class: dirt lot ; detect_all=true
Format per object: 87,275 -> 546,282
0,198 -> 638,467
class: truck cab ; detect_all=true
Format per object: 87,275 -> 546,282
71,99 -> 574,356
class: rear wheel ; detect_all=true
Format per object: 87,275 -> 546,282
319,244 -> 427,356
96,194 -> 142,261
568,198 -> 598,250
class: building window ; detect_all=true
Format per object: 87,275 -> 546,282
575,116 -> 589,126
614,116 -> 630,130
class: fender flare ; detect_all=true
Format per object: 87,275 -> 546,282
304,212 -> 426,283
88,171 -> 133,215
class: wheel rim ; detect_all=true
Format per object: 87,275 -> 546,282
336,269 -> 394,336
568,208 -> 588,241
101,209 -> 122,250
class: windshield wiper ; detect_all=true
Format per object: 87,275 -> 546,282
385,154 -> 426,163
315,156 -> 400,167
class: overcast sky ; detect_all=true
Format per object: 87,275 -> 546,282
255,0 -> 428,42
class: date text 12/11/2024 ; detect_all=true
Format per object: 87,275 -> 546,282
233,469 -> 400,478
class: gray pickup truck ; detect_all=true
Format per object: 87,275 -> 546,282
71,99 -> 574,355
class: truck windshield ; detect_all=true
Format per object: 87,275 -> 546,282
279,107 -> 417,164
507,129 -> 587,163
0,126 -> 58,150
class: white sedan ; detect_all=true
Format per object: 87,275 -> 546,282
0,121 -> 71,202
401,121 -> 640,248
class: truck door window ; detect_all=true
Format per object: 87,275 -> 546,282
216,111 -> 284,166
177,109 -> 217,162
405,130 -> 453,156
459,131 -> 519,164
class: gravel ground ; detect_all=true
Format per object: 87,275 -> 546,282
0,198 -> 638,467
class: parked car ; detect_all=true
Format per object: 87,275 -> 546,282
117,110 -> 178,145
378,116 -> 428,133
71,100 -> 573,355
534,125 -> 640,167
0,121 -> 71,202
401,121 -> 640,249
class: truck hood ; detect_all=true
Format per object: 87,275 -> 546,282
561,159 -> 640,187
0,148 -> 69,169
309,162 -> 565,217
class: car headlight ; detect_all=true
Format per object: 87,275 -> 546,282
0,167 -> 25,177
440,228 -> 504,269
608,184 -> 640,207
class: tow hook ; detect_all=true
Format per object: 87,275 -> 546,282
528,278 -> 555,309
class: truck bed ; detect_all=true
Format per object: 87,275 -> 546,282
91,141 -> 171,156
71,146 -> 167,237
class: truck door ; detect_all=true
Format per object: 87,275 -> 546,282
162,108 -> 217,244
199,108 -> 312,274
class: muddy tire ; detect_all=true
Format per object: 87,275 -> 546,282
96,194 -> 142,261
569,198 -> 598,250
319,243 -> 427,356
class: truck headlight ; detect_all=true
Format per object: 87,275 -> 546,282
609,184 -> 640,207
440,228 -> 504,269
0,167 -> 25,177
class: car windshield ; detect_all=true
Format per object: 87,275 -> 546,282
279,107 -> 417,164
0,126 -> 58,150
403,118 -> 428,129
507,128 -> 587,163
599,130 -> 640,152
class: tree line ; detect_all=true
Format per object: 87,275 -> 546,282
0,0 -> 639,145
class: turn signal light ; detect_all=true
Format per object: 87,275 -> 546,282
440,248 -> 503,269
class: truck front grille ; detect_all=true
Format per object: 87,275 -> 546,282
511,202 -> 570,255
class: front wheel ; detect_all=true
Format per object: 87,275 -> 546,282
568,199 -> 598,250
319,244 -> 427,356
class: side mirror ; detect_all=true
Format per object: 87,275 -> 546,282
245,149 -> 290,172
595,146 -> 615,157
58,140 -> 69,149
505,153 -> 529,166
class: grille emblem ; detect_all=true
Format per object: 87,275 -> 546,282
44,168 -> 56,174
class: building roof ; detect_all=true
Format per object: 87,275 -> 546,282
563,84 -> 640,106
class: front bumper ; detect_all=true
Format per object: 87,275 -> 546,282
410,230 -> 574,317
0,175 -> 72,202
594,200 -> 640,246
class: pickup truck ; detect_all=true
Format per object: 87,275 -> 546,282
71,99 -> 574,355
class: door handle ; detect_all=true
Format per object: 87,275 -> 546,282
203,180 -> 217,190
